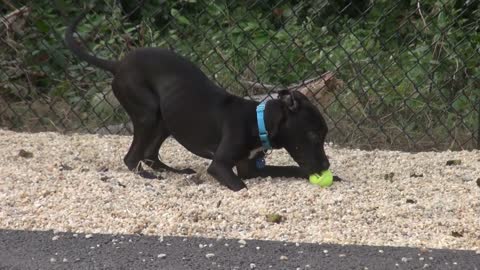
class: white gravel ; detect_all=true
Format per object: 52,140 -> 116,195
0,129 -> 479,251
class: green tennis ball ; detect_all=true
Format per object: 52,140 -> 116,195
309,170 -> 333,187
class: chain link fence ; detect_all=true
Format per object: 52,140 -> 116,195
1,0 -> 479,152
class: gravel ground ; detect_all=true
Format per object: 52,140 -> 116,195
0,129 -> 479,251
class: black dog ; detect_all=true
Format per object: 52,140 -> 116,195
64,11 -> 331,191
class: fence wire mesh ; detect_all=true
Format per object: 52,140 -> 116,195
1,0 -> 479,152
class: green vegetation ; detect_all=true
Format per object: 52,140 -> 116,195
0,0 -> 478,150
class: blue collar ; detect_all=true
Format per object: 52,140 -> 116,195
256,101 -> 272,150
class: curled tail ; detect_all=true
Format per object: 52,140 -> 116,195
64,11 -> 118,73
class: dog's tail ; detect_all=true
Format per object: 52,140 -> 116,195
64,10 -> 118,73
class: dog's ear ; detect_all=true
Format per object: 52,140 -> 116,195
277,90 -> 298,112
265,99 -> 287,139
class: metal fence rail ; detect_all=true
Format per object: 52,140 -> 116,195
1,0 -> 479,151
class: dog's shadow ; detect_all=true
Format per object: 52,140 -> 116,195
243,173 -> 344,186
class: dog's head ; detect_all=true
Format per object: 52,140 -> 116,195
265,90 -> 330,174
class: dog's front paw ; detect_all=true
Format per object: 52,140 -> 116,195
228,180 -> 247,192
138,170 -> 160,180
179,168 -> 196,175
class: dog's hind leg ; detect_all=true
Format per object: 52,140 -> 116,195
120,125 -> 156,179
113,81 -> 162,179
113,80 -> 195,177
123,116 -> 162,179
143,122 -> 196,175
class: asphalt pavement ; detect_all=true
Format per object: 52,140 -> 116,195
1,229 -> 478,270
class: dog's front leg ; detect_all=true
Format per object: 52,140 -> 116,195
207,130 -> 248,191
208,160 -> 247,191
254,165 -> 307,178
236,158 -> 307,179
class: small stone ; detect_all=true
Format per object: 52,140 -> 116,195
451,231 -> 463,237
266,213 -> 283,223
59,163 -> 73,171
157,254 -> 166,259
256,246 -> 260,250
384,172 -> 394,181
423,264 -> 430,269
199,244 -> 205,248
323,249 -> 328,254
18,149 -> 33,158
97,166 -> 109,172
73,234 -> 78,238
238,239 -> 246,245
280,255 -> 288,261
85,234 -> 93,239
378,249 -> 384,253
339,254 -> 346,257
52,235 -> 59,241
476,178 -> 480,188
406,199 -> 416,204
250,263 -> 256,269
62,258 -> 68,262
446,160 -> 461,166
50,257 -> 56,263
401,257 -> 412,262
206,253 -> 215,259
